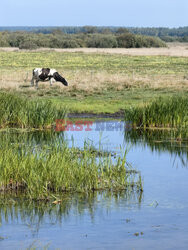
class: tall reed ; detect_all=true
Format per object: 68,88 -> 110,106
0,92 -> 66,129
125,96 -> 188,129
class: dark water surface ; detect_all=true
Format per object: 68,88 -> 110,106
0,121 -> 188,249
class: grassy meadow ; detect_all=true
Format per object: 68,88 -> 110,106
0,50 -> 188,114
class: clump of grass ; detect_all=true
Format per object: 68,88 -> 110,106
125,96 -> 188,129
0,139 -> 142,199
0,92 -> 66,129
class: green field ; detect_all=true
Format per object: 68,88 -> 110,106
1,51 -> 188,73
0,51 -> 188,114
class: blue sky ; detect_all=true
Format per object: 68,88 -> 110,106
0,0 -> 187,27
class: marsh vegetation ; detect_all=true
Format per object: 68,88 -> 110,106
0,131 -> 142,199
0,92 -> 66,129
124,96 -> 188,129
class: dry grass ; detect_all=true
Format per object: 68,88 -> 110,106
49,43 -> 188,57
0,45 -> 187,96
1,43 -> 188,57
0,69 -> 187,95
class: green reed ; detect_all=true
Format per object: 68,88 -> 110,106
0,138 -> 142,199
0,92 -> 66,129
125,96 -> 188,129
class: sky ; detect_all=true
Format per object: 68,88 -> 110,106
0,0 -> 187,27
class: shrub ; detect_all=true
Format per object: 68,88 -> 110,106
19,39 -> 38,50
87,34 -> 118,48
117,33 -> 137,48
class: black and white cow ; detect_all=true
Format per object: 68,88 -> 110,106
31,68 -> 68,88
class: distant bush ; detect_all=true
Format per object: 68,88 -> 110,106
143,36 -> 166,47
87,34 -> 118,48
117,33 -> 166,48
0,33 -> 9,47
117,33 -> 136,48
19,39 -> 39,50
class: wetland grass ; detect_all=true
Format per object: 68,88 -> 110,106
125,96 -> 188,129
0,138 -> 142,199
0,92 -> 66,129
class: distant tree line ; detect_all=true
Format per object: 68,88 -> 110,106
0,26 -> 188,36
129,27 -> 188,42
0,28 -> 166,49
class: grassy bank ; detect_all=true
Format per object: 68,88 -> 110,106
0,92 -> 66,129
124,96 -> 188,129
0,137 -> 142,199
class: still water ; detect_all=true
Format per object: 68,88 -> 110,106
0,120 -> 188,249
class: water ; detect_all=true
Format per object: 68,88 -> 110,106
0,120 -> 188,249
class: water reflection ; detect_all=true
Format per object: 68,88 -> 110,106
124,128 -> 188,167
0,129 -> 61,146
0,190 -> 143,233
0,123 -> 187,166
0,123 -> 188,249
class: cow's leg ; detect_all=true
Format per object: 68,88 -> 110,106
35,80 -> 39,89
31,77 -> 35,86
50,78 -> 53,86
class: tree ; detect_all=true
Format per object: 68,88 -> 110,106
83,26 -> 98,34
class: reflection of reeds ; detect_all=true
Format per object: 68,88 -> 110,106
124,129 -> 188,166
0,92 -> 66,129
0,135 -> 142,198
125,96 -> 188,129
0,190 -> 143,231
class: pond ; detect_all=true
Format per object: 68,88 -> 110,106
0,120 -> 188,249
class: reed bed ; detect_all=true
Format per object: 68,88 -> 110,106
0,139 -> 142,199
0,92 -> 66,129
125,96 -> 188,129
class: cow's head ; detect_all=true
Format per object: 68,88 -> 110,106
53,72 -> 69,86
61,77 -> 69,86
